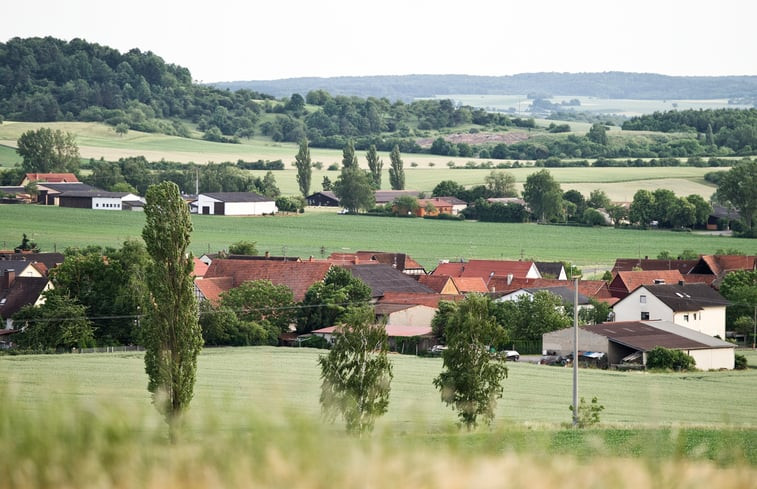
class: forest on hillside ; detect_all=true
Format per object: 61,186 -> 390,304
3,37 -> 757,161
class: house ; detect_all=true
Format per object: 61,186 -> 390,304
0,186 -> 30,203
542,320 -> 735,370
688,254 -> 757,288
434,196 -> 468,214
414,198 -> 454,217
608,270 -> 685,299
611,258 -> 698,275
21,173 -> 79,185
432,259 -> 542,280
418,275 -> 460,295
312,324 -> 436,354
0,261 -> 45,279
611,282 -> 730,338
35,182 -> 96,205
495,286 -> 592,310
341,264 -> 435,299
535,262 -> 568,280
450,277 -> 488,294
58,190 -> 142,210
201,258 -> 333,302
374,303 -> 437,329
486,277 -> 616,304
0,252 -> 64,272
0,269 -> 53,329
707,204 -> 740,230
195,192 -> 277,216
377,292 -> 464,308
374,190 -> 421,205
328,251 -> 427,276
306,191 -> 340,207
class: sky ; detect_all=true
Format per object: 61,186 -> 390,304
5,0 -> 757,83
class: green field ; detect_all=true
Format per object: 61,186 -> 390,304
2,205 -> 755,271
4,347 -> 756,429
3,347 -> 756,488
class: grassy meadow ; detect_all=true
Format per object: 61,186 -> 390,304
2,204 -> 755,271
1,347 -> 756,488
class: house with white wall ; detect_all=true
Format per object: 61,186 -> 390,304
195,192 -> 277,216
611,282 -> 730,338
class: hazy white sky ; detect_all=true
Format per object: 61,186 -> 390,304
5,0 -> 756,82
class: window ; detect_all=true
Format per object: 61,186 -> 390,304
640,295 -> 646,304
641,312 -> 650,320
683,314 -> 689,322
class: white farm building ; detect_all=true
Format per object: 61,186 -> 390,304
195,192 -> 277,216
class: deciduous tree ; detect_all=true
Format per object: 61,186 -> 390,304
366,144 -> 382,188
141,181 -> 203,435
522,169 -> 563,222
318,306 -> 393,435
298,267 -> 372,334
16,127 -> 80,173
433,294 -> 509,429
715,159 -> 757,236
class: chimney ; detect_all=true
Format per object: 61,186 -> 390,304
264,251 -> 270,258
678,280 -> 685,286
507,273 -> 513,285
1,269 -> 15,290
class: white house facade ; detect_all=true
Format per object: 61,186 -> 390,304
196,192 -> 277,216
612,283 -> 729,339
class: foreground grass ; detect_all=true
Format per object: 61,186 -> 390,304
1,205 -> 754,270
1,347 -> 756,488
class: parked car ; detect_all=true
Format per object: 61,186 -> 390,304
503,350 -> 520,361
540,351 -> 570,366
428,345 -> 447,355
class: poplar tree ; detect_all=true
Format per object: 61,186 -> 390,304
388,144 -> 405,190
366,144 -> 382,188
295,138 -> 312,197
342,140 -> 358,169
141,181 -> 203,437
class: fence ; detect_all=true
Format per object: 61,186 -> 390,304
74,345 -> 144,354
509,339 -> 542,355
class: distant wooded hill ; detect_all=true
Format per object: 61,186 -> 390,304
213,73 -> 757,102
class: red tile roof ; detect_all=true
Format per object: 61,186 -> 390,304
451,276 -> 488,293
194,277 -> 234,304
378,292 -> 463,308
609,270 -> 685,298
192,257 -> 209,278
23,173 -> 80,184
203,259 -> 332,302
487,277 -> 613,300
417,275 -> 458,294
612,258 -> 697,274
432,260 -> 537,279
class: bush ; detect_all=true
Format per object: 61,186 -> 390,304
646,346 -> 696,371
569,396 -> 604,428
298,334 -> 330,349
734,353 -> 748,370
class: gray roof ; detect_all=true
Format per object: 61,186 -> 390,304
373,190 -> 420,204
37,182 -> 96,193
0,261 -> 37,275
201,192 -> 272,202
60,190 -> 130,198
344,264 -> 435,298
583,320 -> 734,351
535,262 -> 565,278
0,253 -> 64,270
523,286 -> 591,305
643,283 -> 730,311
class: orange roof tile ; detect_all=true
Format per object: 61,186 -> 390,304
23,173 -> 80,184
194,277 -> 234,304
418,275 -> 458,294
192,257 -> 209,278
609,270 -> 684,298
204,259 -> 332,301
432,260 -> 537,279
450,276 -> 489,293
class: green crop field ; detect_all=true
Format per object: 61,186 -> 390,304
3,347 -> 757,429
2,205 -> 755,271
1,347 -> 756,489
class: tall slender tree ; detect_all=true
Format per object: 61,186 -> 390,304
295,138 -> 312,197
366,144 -> 382,188
342,140 -> 358,169
141,181 -> 203,438
388,144 -> 405,190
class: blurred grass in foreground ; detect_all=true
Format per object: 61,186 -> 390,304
1,383 -> 755,489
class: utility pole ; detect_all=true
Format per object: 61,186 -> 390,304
572,276 -> 579,427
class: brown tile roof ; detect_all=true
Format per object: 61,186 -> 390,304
194,277 -> 234,304
378,292 -> 463,308
690,255 -> 757,286
0,252 -> 64,270
192,258 -> 209,278
0,277 -> 50,319
609,270 -> 684,298
341,264 -> 435,297
23,173 -> 79,184
203,259 -> 332,301
432,260 -> 537,279
612,258 -> 698,274
354,251 -> 426,272
451,276 -> 488,293
487,277 -> 612,300
374,190 -> 421,204
418,275 -> 458,294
